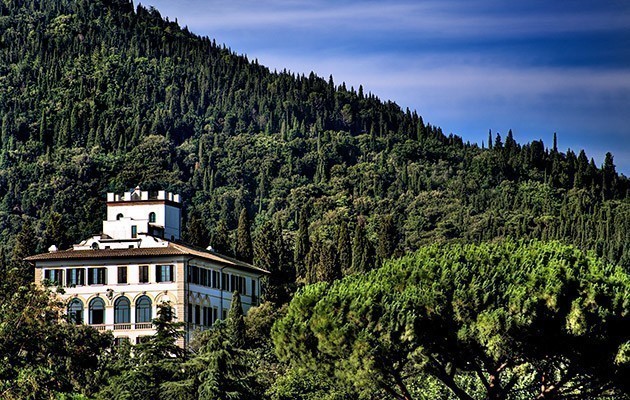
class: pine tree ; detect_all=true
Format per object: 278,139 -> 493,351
235,209 -> 253,263
197,321 -> 256,400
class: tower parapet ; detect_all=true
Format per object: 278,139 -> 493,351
102,187 -> 182,242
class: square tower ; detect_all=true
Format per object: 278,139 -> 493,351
104,188 -> 182,241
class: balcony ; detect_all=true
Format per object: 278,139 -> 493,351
89,323 -> 154,331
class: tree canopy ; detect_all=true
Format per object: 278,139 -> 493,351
273,240 -> 630,399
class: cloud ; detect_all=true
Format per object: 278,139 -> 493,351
145,0 -> 630,39
142,0 -> 630,173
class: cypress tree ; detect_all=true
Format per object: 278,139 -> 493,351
185,210 -> 209,248
352,217 -> 375,273
294,209 -> 310,281
235,209 -> 253,263
336,221 -> 352,275
253,220 -> 276,274
376,214 -> 397,262
318,242 -> 341,283
227,292 -> 246,349
305,240 -> 322,284
211,219 -> 230,256
602,152 -> 617,200
10,217 -> 37,286
43,211 -> 65,250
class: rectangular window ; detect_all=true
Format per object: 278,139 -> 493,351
195,305 -> 201,325
239,276 -> 247,295
46,269 -> 64,285
229,275 -> 247,295
213,307 -> 218,324
66,268 -> 85,286
206,308 -> 211,324
139,265 -> 149,283
156,265 -> 174,282
212,270 -> 220,289
222,308 -> 228,320
251,279 -> 257,302
187,303 -> 193,323
201,269 -> 208,287
131,225 -> 137,238
192,266 -> 199,284
88,268 -> 106,285
222,273 -> 229,291
117,266 -> 127,284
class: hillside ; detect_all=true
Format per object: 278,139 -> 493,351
0,0 -> 629,275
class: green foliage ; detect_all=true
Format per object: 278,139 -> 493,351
0,273 -> 111,399
273,240 -> 630,399
0,1 -> 630,397
227,292 -> 246,349
211,219 -> 231,256
236,209 -> 253,263
96,302 -> 186,399
166,309 -> 262,400
294,209 -> 310,283
0,0 -> 627,287
351,216 -> 376,274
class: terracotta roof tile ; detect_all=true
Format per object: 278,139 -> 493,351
25,243 -> 269,274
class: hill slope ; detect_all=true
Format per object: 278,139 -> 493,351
0,0 -> 628,274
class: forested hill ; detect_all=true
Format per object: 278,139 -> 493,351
0,0 -> 629,275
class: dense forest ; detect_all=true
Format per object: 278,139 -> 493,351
0,0 -> 629,399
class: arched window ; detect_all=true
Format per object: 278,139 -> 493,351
116,213 -> 124,220
89,297 -> 105,325
136,296 -> 152,323
114,296 -> 131,324
68,299 -> 83,324
149,212 -> 156,223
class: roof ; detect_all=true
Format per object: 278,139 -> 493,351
24,242 -> 269,274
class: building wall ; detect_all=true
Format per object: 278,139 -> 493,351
35,255 -> 261,346
105,202 -> 181,240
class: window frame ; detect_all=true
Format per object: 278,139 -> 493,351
89,297 -> 105,325
114,296 -> 131,324
135,295 -> 152,323
117,266 -> 127,284
88,267 -> 106,285
156,264 -> 174,283
139,265 -> 149,283
67,298 -> 84,324
66,268 -> 85,287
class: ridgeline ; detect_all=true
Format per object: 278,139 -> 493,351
0,0 -> 628,274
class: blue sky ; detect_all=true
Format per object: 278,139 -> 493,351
143,0 -> 630,174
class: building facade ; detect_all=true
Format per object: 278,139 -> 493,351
26,188 -> 268,346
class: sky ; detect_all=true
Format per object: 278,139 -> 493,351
142,0 -> 630,174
